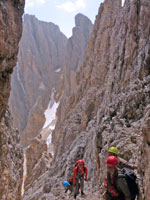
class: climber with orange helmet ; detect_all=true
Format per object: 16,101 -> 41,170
105,156 -> 131,200
73,160 -> 88,199
108,147 -> 137,170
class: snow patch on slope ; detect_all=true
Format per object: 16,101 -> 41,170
42,100 -> 59,129
55,68 -> 61,73
122,0 -> 125,7
21,152 -> 27,197
46,134 -> 52,146
42,88 -> 59,147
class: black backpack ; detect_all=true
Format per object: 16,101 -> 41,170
118,168 -> 139,200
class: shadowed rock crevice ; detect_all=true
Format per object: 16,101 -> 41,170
0,1 -> 24,199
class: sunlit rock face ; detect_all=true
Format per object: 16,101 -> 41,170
56,14 -> 93,125
0,1 -> 24,199
63,13 -> 93,98
9,14 -> 67,146
27,0 -> 150,199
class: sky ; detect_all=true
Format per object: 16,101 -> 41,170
25,0 -> 104,38
25,0 -> 125,38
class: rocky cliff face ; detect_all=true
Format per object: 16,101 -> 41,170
63,14 -> 92,99
0,1 -> 24,199
24,137 -> 52,192
24,0 -> 150,199
57,14 -> 93,125
0,0 -> 24,119
0,110 -> 23,200
9,14 -> 67,146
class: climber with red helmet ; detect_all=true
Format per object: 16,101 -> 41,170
108,147 -> 138,170
105,156 -> 131,200
73,160 -> 88,199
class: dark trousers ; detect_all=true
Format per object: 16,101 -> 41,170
74,174 -> 84,196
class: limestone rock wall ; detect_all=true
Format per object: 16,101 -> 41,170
57,14 -> 92,124
0,110 -> 23,200
0,1 -> 24,199
9,14 -> 67,146
63,13 -> 92,98
0,0 -> 24,119
24,138 -> 52,193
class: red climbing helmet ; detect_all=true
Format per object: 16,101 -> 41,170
106,156 -> 118,167
77,160 -> 85,165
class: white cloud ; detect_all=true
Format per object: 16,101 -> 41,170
25,0 -> 45,8
56,0 -> 86,13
